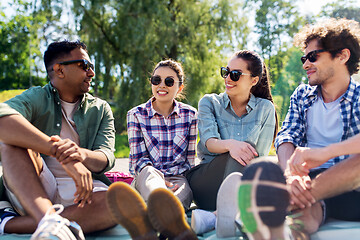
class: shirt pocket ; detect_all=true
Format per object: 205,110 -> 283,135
173,134 -> 188,163
144,135 -> 160,162
245,123 -> 261,144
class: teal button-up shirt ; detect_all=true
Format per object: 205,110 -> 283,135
0,83 -> 116,182
197,92 -> 276,163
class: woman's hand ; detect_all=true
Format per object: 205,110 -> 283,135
227,140 -> 258,166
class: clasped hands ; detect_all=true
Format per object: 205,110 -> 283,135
286,147 -> 328,210
49,135 -> 92,208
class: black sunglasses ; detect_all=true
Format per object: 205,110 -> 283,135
300,49 -> 327,64
58,59 -> 94,72
150,76 -> 181,87
220,67 -> 252,82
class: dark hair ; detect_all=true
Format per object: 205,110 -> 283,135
233,50 -> 278,141
44,40 -> 88,74
294,18 -> 360,75
152,59 -> 186,100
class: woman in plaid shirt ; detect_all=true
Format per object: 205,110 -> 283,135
126,59 -> 198,209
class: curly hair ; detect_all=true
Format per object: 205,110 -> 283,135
294,18 -> 360,75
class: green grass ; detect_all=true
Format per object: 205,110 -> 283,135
0,89 -> 25,102
115,133 -> 130,158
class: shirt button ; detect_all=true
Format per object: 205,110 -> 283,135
56,123 -> 60,127
237,133 -> 240,135
57,102 -> 60,105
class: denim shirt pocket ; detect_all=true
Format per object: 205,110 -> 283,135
173,134 -> 188,163
245,123 -> 261,144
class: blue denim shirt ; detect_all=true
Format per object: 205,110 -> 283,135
0,83 -> 116,179
197,92 -> 276,163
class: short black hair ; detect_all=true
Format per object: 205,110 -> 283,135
44,40 -> 88,74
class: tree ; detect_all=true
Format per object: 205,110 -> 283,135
247,0 -> 304,84
272,47 -> 304,122
0,0 -> 74,90
69,0 -> 250,132
320,0 -> 360,22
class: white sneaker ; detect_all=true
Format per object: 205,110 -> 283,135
216,172 -> 242,238
31,204 -> 85,240
191,209 -> 216,234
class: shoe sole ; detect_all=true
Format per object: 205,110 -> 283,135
216,172 -> 242,238
147,188 -> 198,240
238,161 -> 289,239
106,182 -> 157,240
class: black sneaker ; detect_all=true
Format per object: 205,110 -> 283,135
238,160 -> 290,240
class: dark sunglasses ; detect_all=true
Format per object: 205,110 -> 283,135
58,59 -> 94,72
220,67 -> 252,82
150,76 -> 181,87
300,49 -> 327,64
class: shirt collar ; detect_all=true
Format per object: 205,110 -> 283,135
49,82 -> 86,108
342,78 -> 357,102
223,92 -> 256,113
309,78 -> 356,102
147,97 -> 179,118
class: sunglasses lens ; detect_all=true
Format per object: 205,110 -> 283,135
220,67 -> 228,78
165,77 -> 175,87
308,52 -> 318,63
151,76 -> 161,85
301,56 -> 306,64
230,71 -> 241,81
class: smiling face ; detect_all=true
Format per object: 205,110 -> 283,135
52,48 -> 95,102
224,57 -> 258,98
151,66 -> 183,104
303,40 -> 336,86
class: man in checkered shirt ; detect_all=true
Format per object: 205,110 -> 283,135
275,18 -> 360,236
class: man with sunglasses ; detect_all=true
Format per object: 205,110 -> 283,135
274,18 -> 360,237
0,40 -> 116,238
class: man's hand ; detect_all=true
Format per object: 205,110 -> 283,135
62,160 -> 93,208
50,136 -> 87,164
50,135 -> 93,207
228,140 -> 258,166
285,173 -> 315,209
288,147 -> 329,176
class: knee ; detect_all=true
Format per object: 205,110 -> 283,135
0,143 -> 21,162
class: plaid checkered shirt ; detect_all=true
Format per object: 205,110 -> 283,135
127,98 -> 198,176
275,79 -> 360,167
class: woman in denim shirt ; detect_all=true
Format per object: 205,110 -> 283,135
186,50 -> 277,236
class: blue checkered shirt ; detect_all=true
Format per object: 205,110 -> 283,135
127,98 -> 198,176
275,79 -> 360,166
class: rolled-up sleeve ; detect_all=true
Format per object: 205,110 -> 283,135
275,86 -> 307,150
93,102 -> 116,173
198,96 -> 221,145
